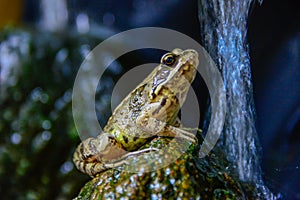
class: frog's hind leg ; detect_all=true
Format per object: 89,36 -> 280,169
86,147 -> 159,177
73,133 -> 159,177
73,134 -> 111,176
80,148 -> 159,177
104,147 -> 159,168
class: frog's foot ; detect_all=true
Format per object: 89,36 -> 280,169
104,147 -> 160,168
74,143 -> 159,177
181,127 -> 202,133
158,125 -> 198,144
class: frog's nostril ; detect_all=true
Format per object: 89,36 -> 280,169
172,48 -> 183,54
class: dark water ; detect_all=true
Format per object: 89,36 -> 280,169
198,0 -> 276,198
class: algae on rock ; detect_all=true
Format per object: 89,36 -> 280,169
75,137 -> 244,199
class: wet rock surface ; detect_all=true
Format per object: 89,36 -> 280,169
75,138 -> 245,199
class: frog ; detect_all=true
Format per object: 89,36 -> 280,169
73,48 -> 199,177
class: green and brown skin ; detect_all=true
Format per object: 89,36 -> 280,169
73,48 -> 199,177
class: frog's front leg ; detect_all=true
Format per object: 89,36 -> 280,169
136,114 -> 198,144
73,133 -> 159,176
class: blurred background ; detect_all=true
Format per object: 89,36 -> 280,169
0,0 -> 299,199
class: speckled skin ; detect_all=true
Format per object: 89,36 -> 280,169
73,49 -> 199,176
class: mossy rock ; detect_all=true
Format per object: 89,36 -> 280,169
74,137 -> 245,199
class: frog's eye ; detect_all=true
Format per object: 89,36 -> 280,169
161,53 -> 177,66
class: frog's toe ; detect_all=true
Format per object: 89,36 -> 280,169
182,132 -> 198,144
192,136 -> 198,145
149,147 -> 160,152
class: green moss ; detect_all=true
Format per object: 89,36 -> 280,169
75,138 -> 244,199
0,28 -> 118,199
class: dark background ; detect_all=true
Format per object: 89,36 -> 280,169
249,0 -> 300,198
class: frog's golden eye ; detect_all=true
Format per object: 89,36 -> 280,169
161,53 -> 177,66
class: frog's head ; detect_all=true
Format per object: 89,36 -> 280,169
150,48 -> 199,106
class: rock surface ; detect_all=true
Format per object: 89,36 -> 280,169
75,137 -> 244,199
